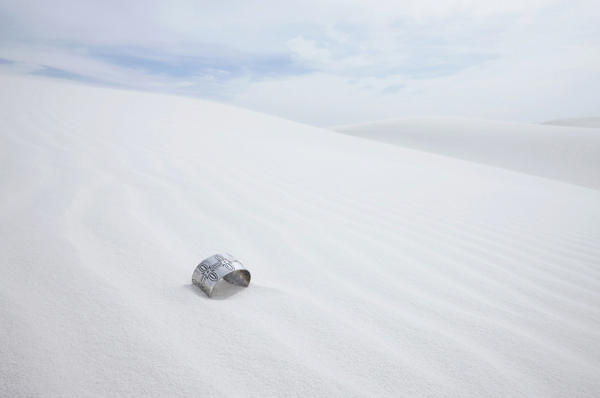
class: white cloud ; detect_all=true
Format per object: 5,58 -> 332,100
287,37 -> 332,66
0,0 -> 599,125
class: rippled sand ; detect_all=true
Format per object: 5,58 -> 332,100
1,75 -> 599,397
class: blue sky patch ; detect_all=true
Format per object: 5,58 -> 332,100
91,48 -> 314,81
31,65 -> 122,86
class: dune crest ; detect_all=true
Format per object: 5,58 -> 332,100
541,117 -> 600,129
332,116 -> 600,190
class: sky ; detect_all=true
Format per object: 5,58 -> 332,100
0,0 -> 599,127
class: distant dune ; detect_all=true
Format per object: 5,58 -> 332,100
1,75 -> 600,398
331,116 -> 600,190
541,117 -> 600,128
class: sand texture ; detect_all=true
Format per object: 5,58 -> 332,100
1,75 -> 600,397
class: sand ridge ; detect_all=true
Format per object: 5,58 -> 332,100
331,116 -> 600,190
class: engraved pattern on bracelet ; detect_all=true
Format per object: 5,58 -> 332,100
192,253 -> 251,298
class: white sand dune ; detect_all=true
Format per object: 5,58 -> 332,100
331,116 -> 600,190
1,75 -> 600,397
541,117 -> 600,129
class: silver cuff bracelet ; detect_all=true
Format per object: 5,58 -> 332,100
192,253 -> 251,297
